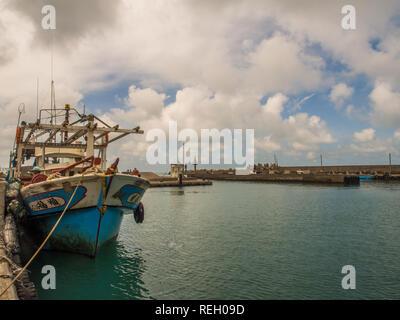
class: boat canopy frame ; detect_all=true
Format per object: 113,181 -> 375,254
10,106 -> 143,178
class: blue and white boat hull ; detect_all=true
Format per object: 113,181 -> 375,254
20,173 -> 149,257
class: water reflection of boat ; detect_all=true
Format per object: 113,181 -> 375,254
10,105 -> 149,257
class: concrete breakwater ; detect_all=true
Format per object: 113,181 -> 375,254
188,172 -> 360,185
281,164 -> 400,173
254,164 -> 400,176
187,163 -> 400,184
137,172 -> 212,187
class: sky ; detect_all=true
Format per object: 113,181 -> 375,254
1,0 -> 400,171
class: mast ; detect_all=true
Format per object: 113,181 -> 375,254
51,80 -> 56,126
9,103 -> 25,176
36,78 -> 39,121
86,114 -> 95,158
64,104 -> 70,142
50,29 -> 56,126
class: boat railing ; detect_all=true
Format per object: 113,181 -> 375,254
38,107 -> 83,125
52,156 -> 101,175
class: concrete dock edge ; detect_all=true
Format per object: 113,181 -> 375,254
0,181 -> 19,300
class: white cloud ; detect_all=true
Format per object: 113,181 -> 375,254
255,135 -> 281,152
101,88 -> 335,165
125,85 -> 166,119
245,34 -> 324,94
283,113 -> 335,147
267,0 -> 400,91
330,83 -> 354,108
354,128 -> 376,142
349,142 -> 389,153
306,152 -> 316,160
369,82 -> 400,128
345,104 -> 356,119
263,93 -> 287,115
349,128 -> 398,155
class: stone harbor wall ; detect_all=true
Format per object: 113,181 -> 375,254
0,181 -> 19,300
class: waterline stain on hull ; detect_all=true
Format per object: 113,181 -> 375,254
25,206 -> 126,257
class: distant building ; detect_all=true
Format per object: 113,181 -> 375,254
170,164 -> 184,178
236,166 -> 254,175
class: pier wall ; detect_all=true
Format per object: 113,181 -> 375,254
193,165 -> 400,175
272,165 -> 400,174
0,181 -> 18,300
188,172 -> 359,184
139,172 -> 212,187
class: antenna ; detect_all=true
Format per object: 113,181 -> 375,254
194,155 -> 198,171
36,78 -> 39,121
51,28 -> 54,81
12,103 -> 25,151
50,30 -> 56,125
51,79 -> 56,124
9,103 -> 25,172
183,141 -> 185,165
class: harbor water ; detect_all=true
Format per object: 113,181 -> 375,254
29,180 -> 400,299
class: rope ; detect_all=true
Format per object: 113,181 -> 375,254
0,173 -> 84,298
46,166 -> 102,181
85,166 -> 102,174
46,172 -> 61,181
0,255 -> 22,273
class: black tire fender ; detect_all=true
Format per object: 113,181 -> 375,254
134,202 -> 144,224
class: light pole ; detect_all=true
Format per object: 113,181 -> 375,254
182,141 -> 185,173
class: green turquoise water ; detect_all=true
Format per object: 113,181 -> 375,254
29,181 -> 400,299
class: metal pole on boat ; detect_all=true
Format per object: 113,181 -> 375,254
183,141 -> 185,172
50,80 -> 56,126
50,29 -> 56,126
64,104 -> 70,142
16,103 -> 25,133
15,126 -> 25,177
10,104 -> 25,166
36,78 -> 39,121
86,114 -> 95,158
9,104 -> 23,176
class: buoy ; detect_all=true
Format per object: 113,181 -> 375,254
31,173 -> 48,184
134,202 -> 144,224
16,126 -> 21,144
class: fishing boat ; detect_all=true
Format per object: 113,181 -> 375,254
9,105 -> 150,257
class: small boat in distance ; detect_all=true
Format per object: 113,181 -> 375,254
9,104 -> 149,257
